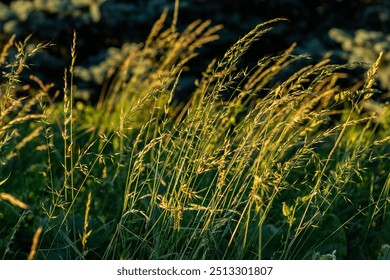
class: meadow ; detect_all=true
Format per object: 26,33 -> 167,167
0,12 -> 389,260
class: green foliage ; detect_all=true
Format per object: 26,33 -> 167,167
0,14 -> 389,260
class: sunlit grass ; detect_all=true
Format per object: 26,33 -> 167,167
0,12 -> 389,260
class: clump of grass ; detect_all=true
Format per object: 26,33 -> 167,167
88,8 -> 223,135
0,11 -> 389,260
0,34 -> 51,259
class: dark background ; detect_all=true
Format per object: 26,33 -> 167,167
0,0 -> 389,101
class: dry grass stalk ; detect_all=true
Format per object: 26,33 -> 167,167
81,192 -> 93,250
0,192 -> 29,210
27,226 -> 43,260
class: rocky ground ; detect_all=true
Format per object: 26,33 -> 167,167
0,0 -> 389,102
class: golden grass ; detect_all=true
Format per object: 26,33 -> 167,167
81,192 -> 92,251
0,192 -> 29,210
28,226 -> 42,260
0,11 -> 388,260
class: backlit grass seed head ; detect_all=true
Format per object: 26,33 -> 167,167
173,200 -> 183,231
0,192 -> 29,210
0,34 -> 15,64
365,51 -> 383,90
27,226 -> 42,260
250,176 -> 265,213
179,183 -> 202,200
81,192 -> 93,250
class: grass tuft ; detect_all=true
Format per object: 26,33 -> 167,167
0,13 -> 389,260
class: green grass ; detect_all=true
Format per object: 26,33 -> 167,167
0,14 -> 389,260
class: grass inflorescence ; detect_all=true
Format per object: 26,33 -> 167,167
0,13 -> 389,260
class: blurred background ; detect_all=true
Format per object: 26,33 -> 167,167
0,0 -> 389,102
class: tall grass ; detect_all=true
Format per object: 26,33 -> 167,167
0,13 -> 389,260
